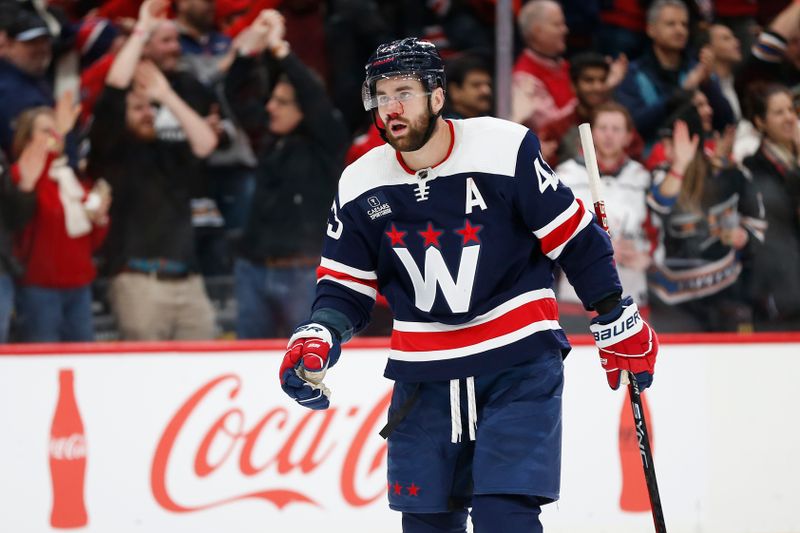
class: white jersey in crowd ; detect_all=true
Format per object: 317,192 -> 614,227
555,157 -> 652,306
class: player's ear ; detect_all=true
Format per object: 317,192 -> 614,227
431,87 -> 445,114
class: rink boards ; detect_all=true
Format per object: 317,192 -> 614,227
1,335 -> 799,533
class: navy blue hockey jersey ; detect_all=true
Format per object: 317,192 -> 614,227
314,117 -> 621,382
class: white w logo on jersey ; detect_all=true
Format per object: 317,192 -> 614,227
393,246 -> 480,313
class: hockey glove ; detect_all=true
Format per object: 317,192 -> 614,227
589,296 -> 658,390
279,322 -> 341,410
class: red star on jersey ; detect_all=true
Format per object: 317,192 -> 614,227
393,481 -> 403,495
407,483 -> 420,496
418,222 -> 443,247
455,219 -> 482,245
385,223 -> 407,246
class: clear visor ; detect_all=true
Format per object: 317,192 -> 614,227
361,72 -> 429,111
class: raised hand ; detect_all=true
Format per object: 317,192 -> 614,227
712,124 -> 736,168
133,60 -> 173,102
612,237 -> 652,271
683,46 -> 714,90
260,9 -> 286,50
17,128 -> 53,191
137,0 -> 169,32
605,53 -> 629,91
54,90 -> 81,137
670,119 -> 700,174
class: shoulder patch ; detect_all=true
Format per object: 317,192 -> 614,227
362,191 -> 393,220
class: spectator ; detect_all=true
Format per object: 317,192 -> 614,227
511,0 -> 576,138
89,0 -> 218,341
443,53 -> 493,119
10,95 -> 111,342
175,0 -> 232,84
551,51 -> 636,163
743,84 -> 800,330
142,19 -> 218,140
227,10 -> 348,339
615,0 -> 734,150
555,102 -> 653,330
702,21 -> 763,163
714,0 -> 759,55
707,23 -> 743,120
647,111 -> 765,332
0,149 -> 36,342
644,89 -> 735,170
175,0 -> 258,236
736,1 -> 800,111
0,10 -> 54,156
140,13 -> 228,274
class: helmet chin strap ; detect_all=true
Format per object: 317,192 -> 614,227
371,95 -> 442,151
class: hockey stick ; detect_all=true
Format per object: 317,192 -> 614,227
578,123 -> 667,533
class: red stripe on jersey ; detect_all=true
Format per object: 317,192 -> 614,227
317,266 -> 379,290
538,199 -> 586,256
391,297 -> 559,352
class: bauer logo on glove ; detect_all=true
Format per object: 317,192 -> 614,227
592,306 -> 642,344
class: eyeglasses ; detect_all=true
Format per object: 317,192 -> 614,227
373,90 -> 432,108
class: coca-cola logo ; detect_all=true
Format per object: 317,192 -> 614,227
151,374 -> 390,513
50,434 -> 87,460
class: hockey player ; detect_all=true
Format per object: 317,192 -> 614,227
279,38 -> 659,533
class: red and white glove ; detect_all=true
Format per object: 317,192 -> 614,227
279,323 -> 341,410
589,296 -> 658,390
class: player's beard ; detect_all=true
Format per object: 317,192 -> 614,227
384,111 -> 435,152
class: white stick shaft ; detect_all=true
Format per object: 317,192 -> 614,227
578,123 -> 602,205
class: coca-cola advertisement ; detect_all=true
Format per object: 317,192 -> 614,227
0,339 -> 799,532
49,369 -> 88,528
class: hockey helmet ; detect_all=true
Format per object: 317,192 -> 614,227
362,38 -> 446,111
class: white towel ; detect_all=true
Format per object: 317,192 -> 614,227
49,157 -> 91,238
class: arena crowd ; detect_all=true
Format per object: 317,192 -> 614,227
1,0 -> 799,342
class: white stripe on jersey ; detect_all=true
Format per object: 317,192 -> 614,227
317,275 -> 377,300
389,319 -> 562,361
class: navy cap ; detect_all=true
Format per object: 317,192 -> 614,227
8,11 -> 50,42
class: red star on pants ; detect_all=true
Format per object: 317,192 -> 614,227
407,483 -> 420,496
418,222 -> 443,247
385,223 -> 407,246
393,481 -> 403,495
455,219 -> 482,245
